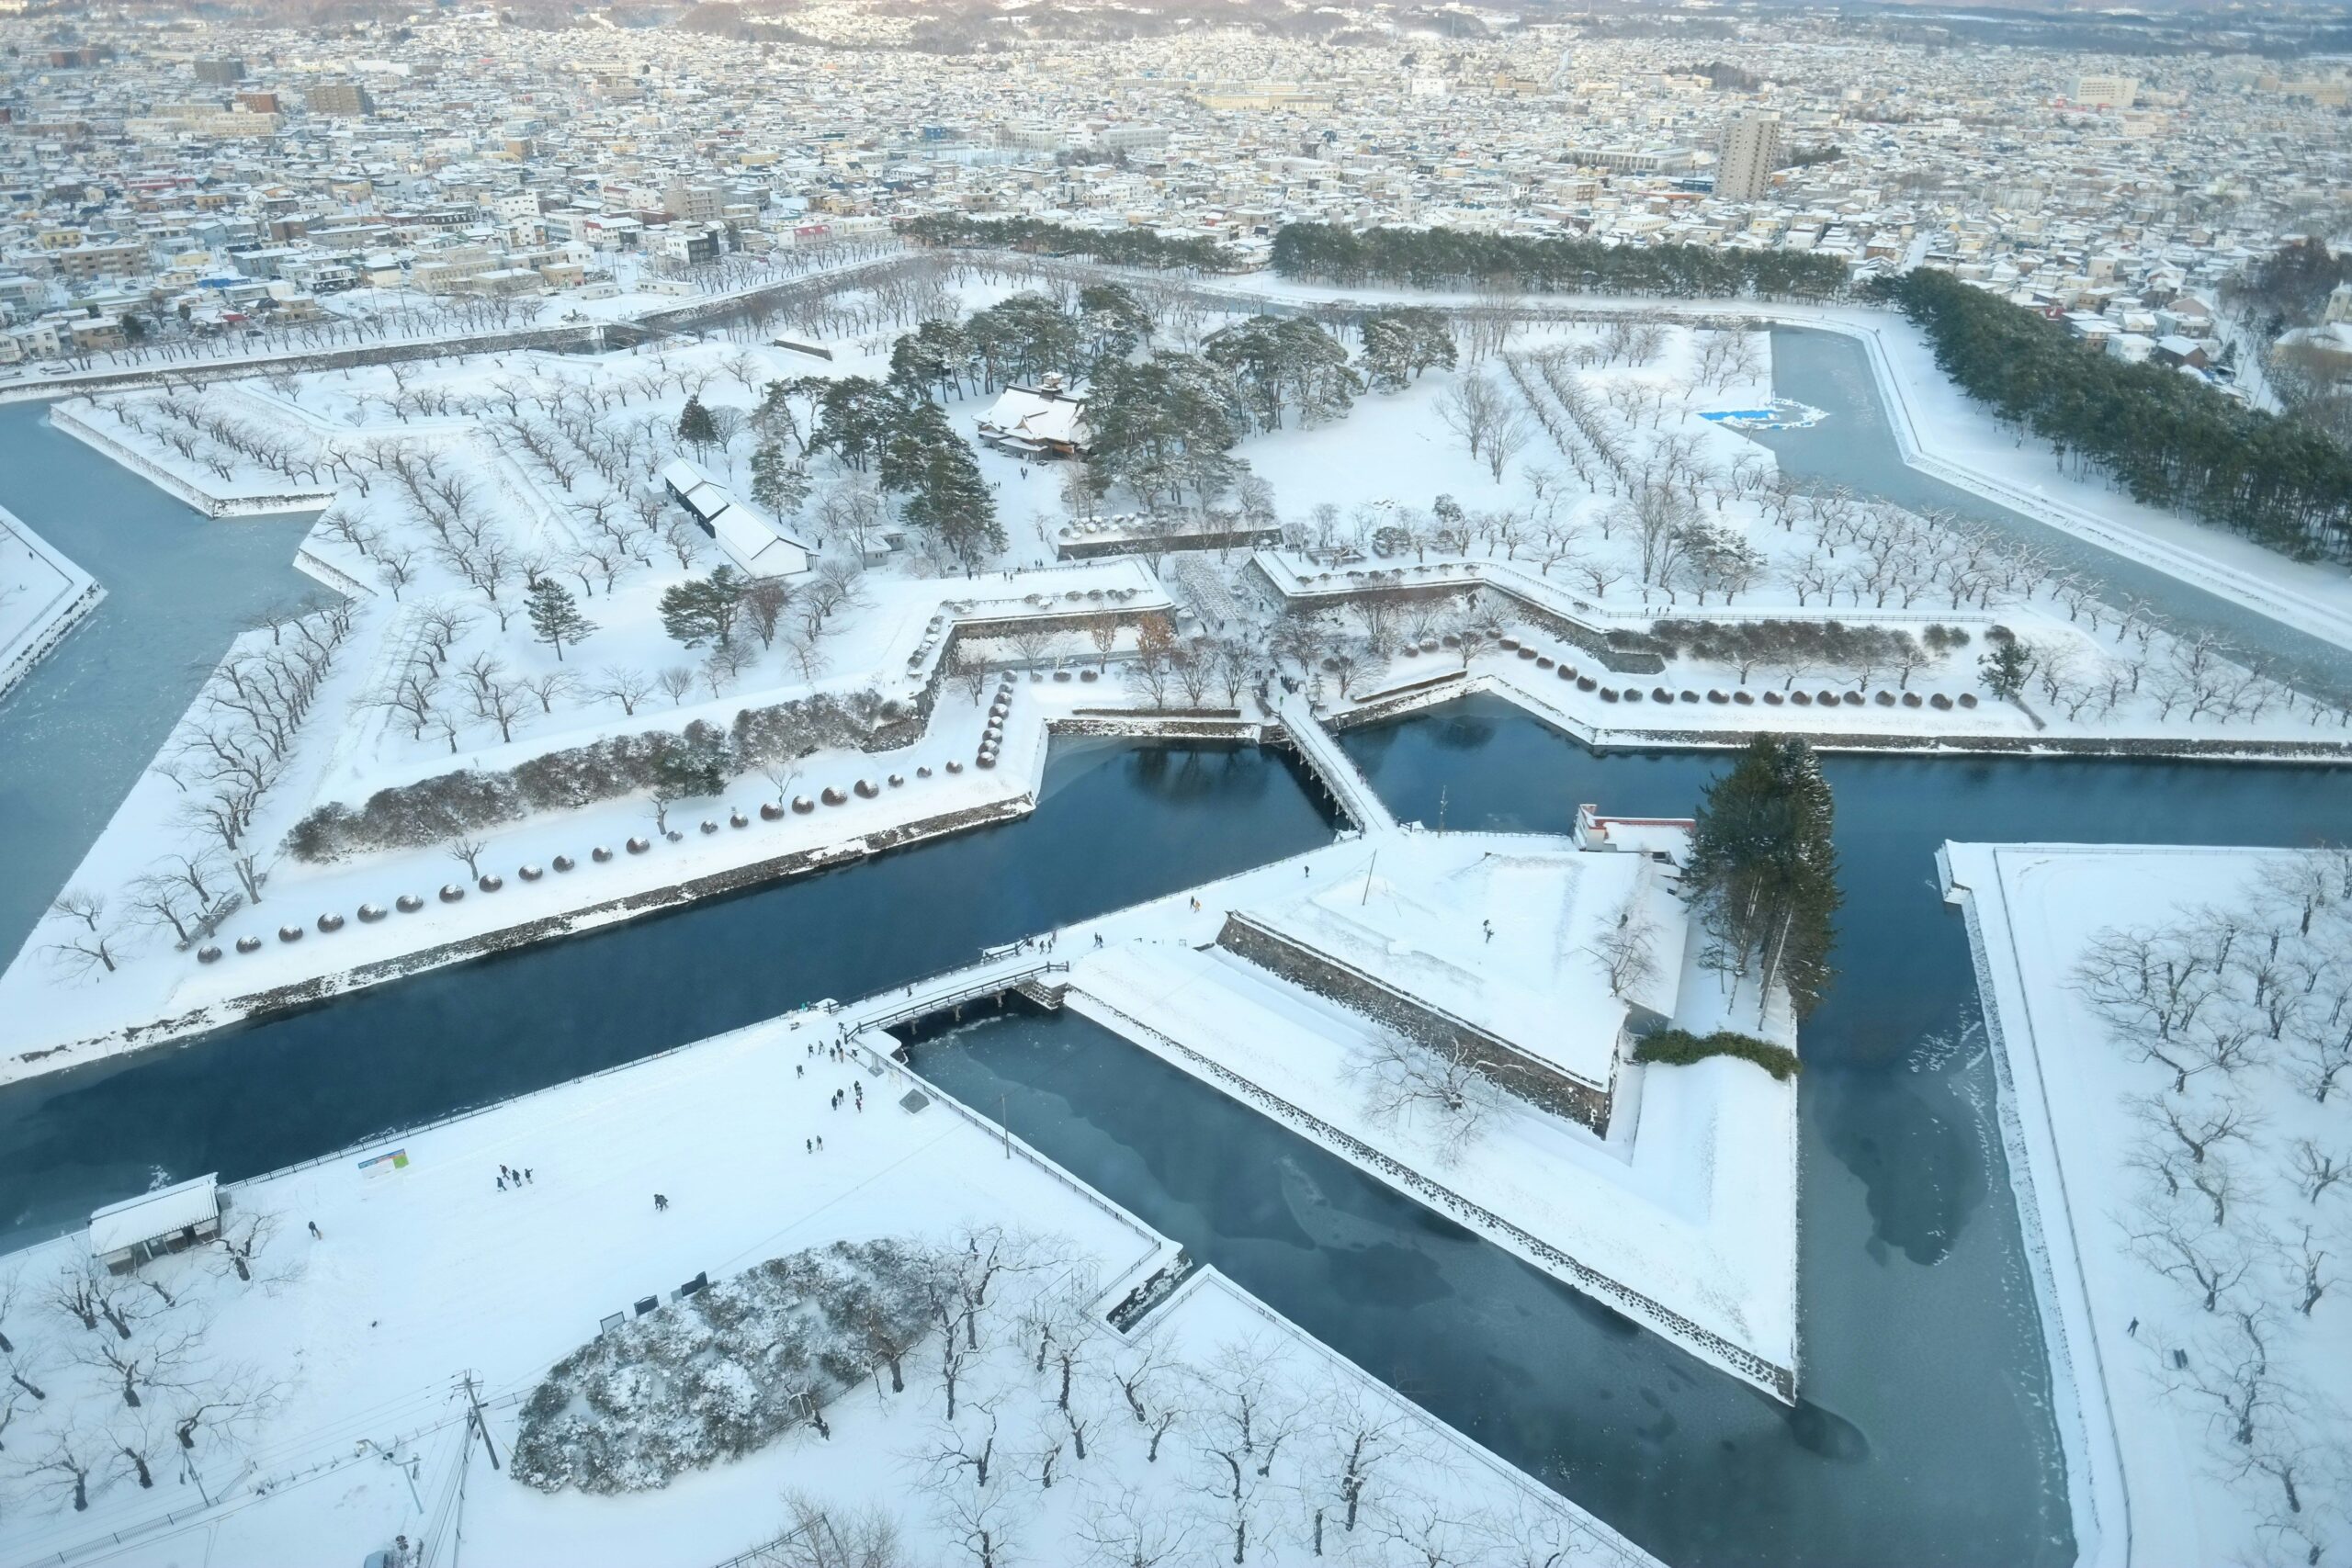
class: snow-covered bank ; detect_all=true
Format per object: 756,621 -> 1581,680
0,681 -> 1184,1087
1175,266 -> 2352,657
1340,660 -> 2352,764
1943,842 -> 2352,1568
1057,829 -> 1801,1400
0,502 -> 102,705
46,400 -> 333,517
0,987 -> 1649,1568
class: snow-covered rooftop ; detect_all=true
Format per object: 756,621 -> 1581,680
88,1172 -> 219,1258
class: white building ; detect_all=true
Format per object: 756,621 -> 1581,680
89,1174 -> 221,1273
2072,73 -> 2138,108
660,459 -> 814,580
974,379 -> 1091,457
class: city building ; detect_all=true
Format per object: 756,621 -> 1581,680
1715,113 -> 1783,202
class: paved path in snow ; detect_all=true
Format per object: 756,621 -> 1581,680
1275,691 -> 1399,832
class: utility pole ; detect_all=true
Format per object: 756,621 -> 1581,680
460,1374 -> 501,1472
1000,1093 -> 1011,1159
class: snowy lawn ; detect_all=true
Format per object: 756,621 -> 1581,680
1948,843 -> 2352,1568
0,994 -> 1647,1568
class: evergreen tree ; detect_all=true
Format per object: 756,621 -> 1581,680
749,438 -> 809,517
526,579 -> 596,661
1076,282 -> 1152,366
659,565 -> 746,648
1682,735 -> 1839,1022
1088,354 -> 1250,507
1979,637 -> 2032,700
807,377 -> 894,470
1358,307 -> 1457,390
676,394 -> 718,456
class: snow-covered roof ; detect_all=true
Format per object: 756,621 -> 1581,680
975,386 -> 1090,449
661,457 -> 813,579
89,1173 -> 219,1257
659,457 -> 729,523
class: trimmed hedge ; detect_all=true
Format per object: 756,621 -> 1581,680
289,689 -> 913,863
1632,1027 -> 1802,1081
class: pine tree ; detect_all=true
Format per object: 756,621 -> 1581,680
658,565 -> 745,648
676,395 -> 718,456
1979,638 -> 2032,701
1682,735 -> 1839,1022
749,439 -> 808,517
526,579 -> 597,661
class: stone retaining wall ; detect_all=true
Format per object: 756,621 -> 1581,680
1216,911 -> 1613,1134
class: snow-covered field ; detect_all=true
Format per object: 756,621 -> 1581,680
1946,842 -> 2352,1568
0,996 -> 1650,1568
0,503 -> 100,704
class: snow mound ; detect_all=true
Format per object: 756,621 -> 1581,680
513,1238 -> 937,1494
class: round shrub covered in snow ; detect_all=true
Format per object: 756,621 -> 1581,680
553,855 -> 576,873
397,894 -> 425,912
236,935 -> 263,954
439,885 -> 466,902
317,912 -> 345,933
277,925 -> 304,943
198,944 -> 222,964
510,1241 -> 939,1495
593,847 -> 614,863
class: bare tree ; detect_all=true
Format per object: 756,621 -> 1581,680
1347,1032 -> 1503,1166
587,666 -> 655,716
1586,892 -> 1660,1001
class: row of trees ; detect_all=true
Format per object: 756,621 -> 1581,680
901,215 -> 1238,274
288,683 -> 907,862
1270,222 -> 1853,302
1872,268 -> 2352,566
2069,852 -> 2352,1564
641,1224 -> 1608,1568
46,600 -> 356,981
0,1217 -> 285,1519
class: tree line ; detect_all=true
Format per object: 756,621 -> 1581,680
1270,222 -> 1853,302
1871,267 -> 2352,566
902,215 -> 1239,273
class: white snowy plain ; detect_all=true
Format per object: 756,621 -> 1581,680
1946,843 -> 2352,1568
0,1000 -> 1652,1568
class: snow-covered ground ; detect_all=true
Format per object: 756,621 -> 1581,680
0,502 -> 100,705
0,658 -> 1149,1081
1193,272 -> 2352,658
0,992 -> 1651,1568
1945,842 -> 2352,1568
1063,829 -> 1799,1400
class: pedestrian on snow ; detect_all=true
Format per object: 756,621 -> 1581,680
816,1136 -> 824,1151
653,1192 -> 669,1212
797,1064 -> 805,1078
1093,932 -> 1104,949
308,1221 -> 322,1239
496,1177 -> 506,1191
500,1165 -> 512,1180
524,1168 -> 533,1184
806,1138 -> 813,1154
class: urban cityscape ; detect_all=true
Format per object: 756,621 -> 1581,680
0,0 -> 2348,1565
